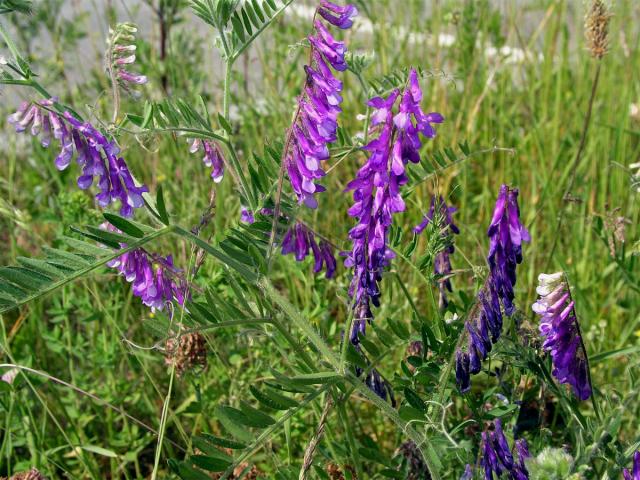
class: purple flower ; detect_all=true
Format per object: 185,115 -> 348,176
487,185 -> 530,315
532,272 -> 592,400
481,420 -> 531,480
280,222 -> 337,278
318,1 -> 358,29
104,224 -> 188,310
189,138 -> 225,183
623,451 -> 640,480
8,99 -> 148,217
345,69 -> 442,343
284,3 -> 356,208
414,195 -> 459,308
455,185 -> 529,393
240,206 -> 255,224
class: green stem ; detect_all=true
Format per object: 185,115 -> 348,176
337,402 -> 364,478
259,277 -> 340,370
345,371 -> 441,480
223,60 -> 232,122
151,364 -> 175,480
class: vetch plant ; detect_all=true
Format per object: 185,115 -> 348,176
0,1 -> 638,479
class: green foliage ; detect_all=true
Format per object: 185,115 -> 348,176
0,0 -> 32,15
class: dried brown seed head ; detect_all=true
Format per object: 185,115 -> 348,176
585,0 -> 612,59
164,331 -> 207,377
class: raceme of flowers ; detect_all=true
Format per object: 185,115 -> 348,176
532,272 -> 592,400
477,419 -> 531,480
240,207 -> 337,278
8,99 -> 148,217
623,451 -> 640,480
456,185 -> 530,393
414,195 -> 459,309
107,22 -> 148,89
281,223 -> 337,279
189,138 -> 225,183
105,225 -> 188,310
345,68 -> 443,344
284,1 -> 357,209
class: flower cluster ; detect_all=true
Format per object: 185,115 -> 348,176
8,99 -> 148,217
345,68 -> 443,342
240,207 -> 337,278
281,223 -> 337,278
364,368 -> 395,404
623,451 -> 640,480
107,248 -> 188,311
284,1 -> 357,208
456,185 -> 529,392
479,419 -> 531,480
414,195 -> 459,309
532,272 -> 592,400
107,22 -> 147,89
189,139 -> 225,183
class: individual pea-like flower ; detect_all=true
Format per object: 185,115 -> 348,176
7,99 -> 148,217
623,451 -> 640,480
189,138 -> 225,183
107,23 -> 147,90
414,195 -> 459,308
284,2 -> 357,208
480,420 -> 531,480
318,1 -> 358,29
532,272 -> 592,400
455,185 -> 529,393
345,68 -> 442,345
281,222 -> 337,278
240,206 -> 255,224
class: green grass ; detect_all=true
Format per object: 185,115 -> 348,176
1,0 -> 639,478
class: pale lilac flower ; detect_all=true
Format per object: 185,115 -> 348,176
532,272 -> 592,400
108,23 -> 147,89
1,368 -> 19,385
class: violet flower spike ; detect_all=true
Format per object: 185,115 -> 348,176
345,69 -> 442,344
623,451 -> 640,480
532,272 -> 592,400
480,420 -> 530,480
283,2 -> 356,208
455,184 -> 529,393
